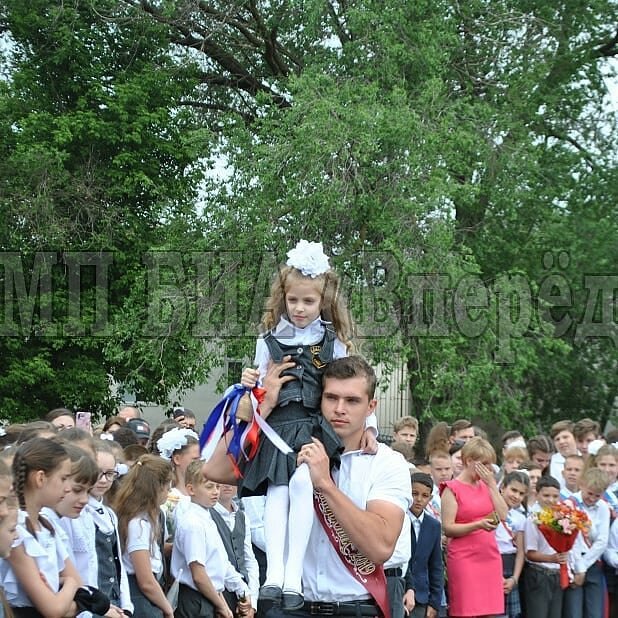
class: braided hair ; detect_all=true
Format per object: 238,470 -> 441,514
12,438 -> 68,538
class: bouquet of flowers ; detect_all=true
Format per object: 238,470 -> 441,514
534,499 -> 591,589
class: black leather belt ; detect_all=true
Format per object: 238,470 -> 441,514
303,601 -> 378,616
384,567 -> 403,577
527,562 -> 559,577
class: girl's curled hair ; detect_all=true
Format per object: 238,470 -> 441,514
113,454 -> 172,550
261,266 -> 353,350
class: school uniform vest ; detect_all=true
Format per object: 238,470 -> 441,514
209,507 -> 248,582
263,324 -> 336,411
95,526 -> 122,605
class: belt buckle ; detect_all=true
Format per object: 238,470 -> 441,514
310,603 -> 336,615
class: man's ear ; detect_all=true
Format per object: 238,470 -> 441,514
366,398 -> 378,417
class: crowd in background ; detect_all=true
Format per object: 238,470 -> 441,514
0,406 -> 616,618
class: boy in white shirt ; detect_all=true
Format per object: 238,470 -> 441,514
523,476 -> 566,618
563,468 -> 610,618
171,461 -> 251,618
560,454 -> 584,501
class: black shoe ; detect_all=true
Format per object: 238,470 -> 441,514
259,585 -> 283,602
282,591 -> 304,611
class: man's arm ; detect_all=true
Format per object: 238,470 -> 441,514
299,441 -> 407,563
202,358 -> 295,484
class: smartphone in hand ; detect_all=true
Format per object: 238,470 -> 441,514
75,411 -> 92,434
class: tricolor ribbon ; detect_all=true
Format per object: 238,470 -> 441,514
199,383 -> 293,477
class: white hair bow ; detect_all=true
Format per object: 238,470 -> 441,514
157,427 -> 198,460
286,240 -> 330,278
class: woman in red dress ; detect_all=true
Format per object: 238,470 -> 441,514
441,437 -> 508,618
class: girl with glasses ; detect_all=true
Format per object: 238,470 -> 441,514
87,439 -> 134,617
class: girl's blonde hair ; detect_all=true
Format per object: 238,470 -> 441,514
584,443 -> 618,474
113,454 -> 172,550
261,266 -> 353,350
503,445 -> 529,464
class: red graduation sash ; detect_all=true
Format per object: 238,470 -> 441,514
313,489 -> 390,618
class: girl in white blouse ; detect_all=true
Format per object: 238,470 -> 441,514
113,455 -> 173,618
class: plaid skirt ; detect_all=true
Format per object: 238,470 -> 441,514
502,552 -> 522,618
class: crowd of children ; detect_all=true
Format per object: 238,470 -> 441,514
0,415 -> 266,618
389,414 -> 618,618
0,406 -> 616,618
0,242 -> 616,618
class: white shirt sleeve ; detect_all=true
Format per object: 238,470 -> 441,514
578,502 -> 610,572
254,338 -> 270,380
604,517 -> 618,568
126,517 -> 162,576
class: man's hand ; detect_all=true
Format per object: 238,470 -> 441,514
236,595 -> 253,617
259,357 -> 296,417
297,438 -> 332,490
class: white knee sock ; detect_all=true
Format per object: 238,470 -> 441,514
263,484 -> 289,588
283,463 -> 314,594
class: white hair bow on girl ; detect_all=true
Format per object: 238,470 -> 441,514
286,240 -> 330,278
588,439 -> 606,457
157,427 -> 198,460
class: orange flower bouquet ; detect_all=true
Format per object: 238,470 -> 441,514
534,499 -> 591,589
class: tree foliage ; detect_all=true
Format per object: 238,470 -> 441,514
0,0 -> 616,431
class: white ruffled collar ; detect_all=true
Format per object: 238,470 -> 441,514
271,316 -> 330,344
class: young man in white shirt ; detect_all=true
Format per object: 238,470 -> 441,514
204,356 -> 411,618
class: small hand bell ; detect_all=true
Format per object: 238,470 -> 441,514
236,392 -> 254,422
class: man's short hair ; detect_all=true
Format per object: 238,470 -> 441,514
605,429 -> 618,443
411,472 -> 433,492
550,420 -> 574,439
527,434 -> 554,455
323,356 -> 377,399
450,419 -> 472,436
393,415 -> 419,433
573,418 -> 600,440
118,405 -> 141,420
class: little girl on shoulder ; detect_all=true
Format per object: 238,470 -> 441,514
240,240 -> 377,610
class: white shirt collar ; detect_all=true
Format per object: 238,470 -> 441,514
273,316 -> 329,340
410,510 -> 424,524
